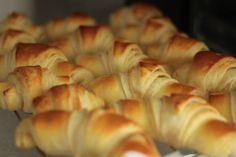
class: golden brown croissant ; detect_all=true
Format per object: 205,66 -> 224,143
114,95 -> 236,157
0,12 -> 32,32
0,66 -> 71,112
139,17 -> 177,46
116,17 -> 177,45
146,34 -> 208,67
90,58 -> 198,104
174,51 -> 236,95
75,40 -> 147,77
33,83 -> 105,114
110,2 -> 162,34
0,29 -> 35,54
51,25 -> 114,60
15,109 -> 161,157
45,13 -> 96,41
0,12 -> 46,42
51,61 -> 94,85
0,43 -> 94,83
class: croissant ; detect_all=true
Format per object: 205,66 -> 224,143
0,12 -> 32,32
116,17 -> 177,45
115,95 -> 236,157
0,12 -> 46,42
45,13 -> 96,41
51,25 -> 114,60
0,66 -> 72,112
146,34 -> 208,67
0,29 -> 35,54
110,2 -> 162,33
139,17 -> 177,46
0,43 -> 94,83
75,40 -> 147,77
51,61 -> 94,85
33,83 -> 105,114
90,58 -> 198,104
174,51 -> 236,95
15,109 -> 161,157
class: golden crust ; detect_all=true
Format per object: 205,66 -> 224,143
130,2 -> 162,20
208,92 -> 233,122
66,12 -> 96,29
0,29 -> 35,54
113,40 -> 132,57
191,51 -> 225,74
75,25 -> 113,54
32,110 -> 70,130
52,61 -> 81,76
187,51 -> 236,93
164,83 -> 198,96
0,12 -> 32,32
79,25 -> 101,44
33,83 -> 104,113
15,43 -> 67,68
90,75 -> 126,104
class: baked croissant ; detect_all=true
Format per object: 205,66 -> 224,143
115,95 -> 236,157
90,58 -> 198,104
0,29 -> 35,54
51,61 -> 94,85
33,83 -> 105,114
0,43 -> 94,84
0,12 -> 32,32
146,34 -> 208,67
0,12 -> 46,42
15,109 -> 161,157
51,25 -> 114,60
174,51 -> 236,95
116,17 -> 177,45
45,13 -> 96,41
75,40 -> 147,77
139,17 -> 177,46
0,66 -> 71,112
110,2 -> 162,33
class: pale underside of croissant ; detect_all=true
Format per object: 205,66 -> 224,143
174,51 -> 236,95
0,43 -> 94,84
45,13 -> 96,41
75,40 -> 147,77
90,58 -> 198,104
0,12 -> 47,42
15,109 -> 161,157
146,34 -> 209,68
0,66 -> 72,112
33,83 -> 105,114
110,2 -> 162,34
50,25 -> 114,60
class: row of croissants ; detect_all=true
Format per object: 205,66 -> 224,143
0,2 -> 236,157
